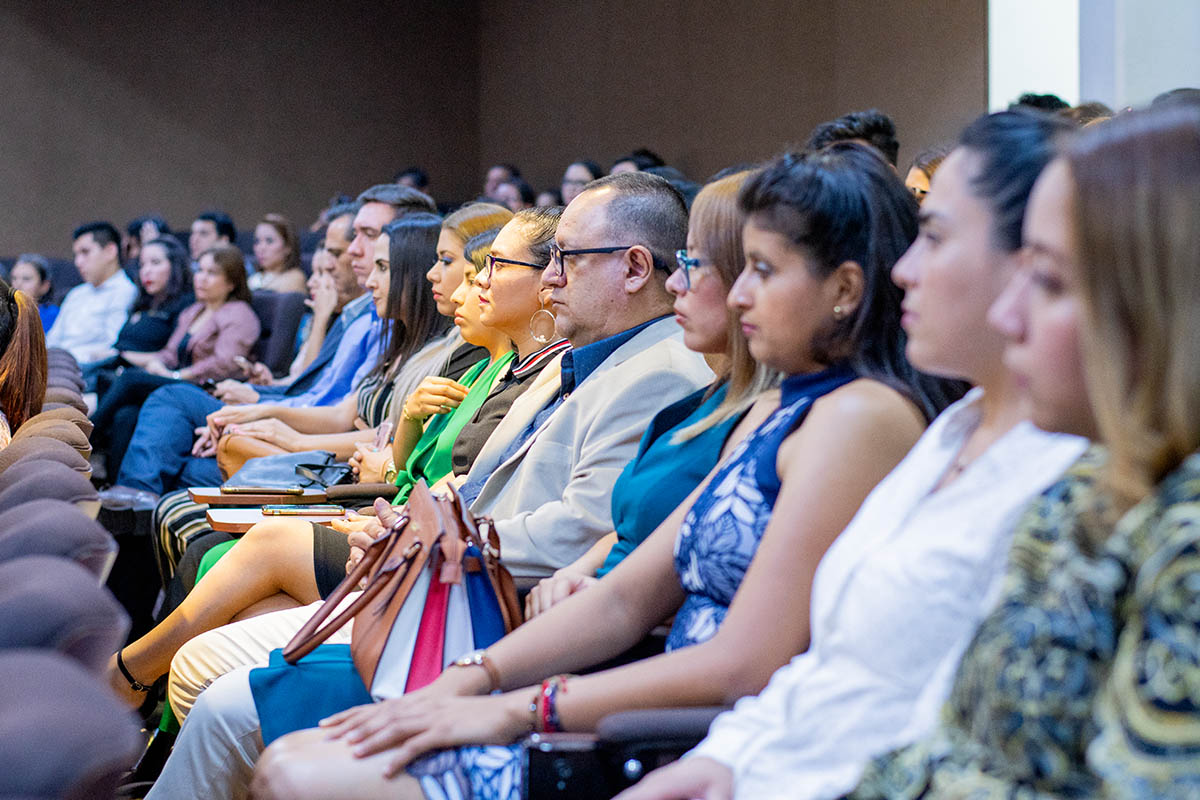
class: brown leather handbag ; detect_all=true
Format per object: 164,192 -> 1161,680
281,481 -> 522,691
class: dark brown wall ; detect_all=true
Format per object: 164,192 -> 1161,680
0,1 -> 481,256
0,1 -> 985,258
479,0 -> 987,193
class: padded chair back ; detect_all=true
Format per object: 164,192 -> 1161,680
19,407 -> 93,438
0,650 -> 141,800
47,373 -> 86,393
0,500 -> 116,579
250,290 -> 308,376
0,462 -> 99,513
0,556 -> 128,672
41,387 -> 86,414
0,437 -> 91,476
11,420 -> 90,458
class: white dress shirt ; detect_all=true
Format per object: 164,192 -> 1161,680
45,269 -> 137,364
688,389 -> 1088,799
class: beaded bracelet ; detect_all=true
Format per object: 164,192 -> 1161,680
538,675 -> 569,733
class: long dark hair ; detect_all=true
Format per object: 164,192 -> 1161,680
739,143 -> 965,421
0,278 -> 47,429
372,212 -> 448,380
132,236 -> 192,312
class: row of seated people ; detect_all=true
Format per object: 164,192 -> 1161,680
18,98 -> 1179,799
92,100 -> 1200,800
0,324 -> 150,797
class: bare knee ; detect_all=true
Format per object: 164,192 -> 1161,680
251,729 -> 325,800
239,518 -> 310,554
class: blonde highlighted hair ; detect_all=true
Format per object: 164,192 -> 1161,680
673,170 -> 779,442
1067,105 -> 1200,512
443,203 -> 514,245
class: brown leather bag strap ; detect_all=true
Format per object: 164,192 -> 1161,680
282,514 -> 414,663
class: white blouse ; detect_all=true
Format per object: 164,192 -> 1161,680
688,389 -> 1088,799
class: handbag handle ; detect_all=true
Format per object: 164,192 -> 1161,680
282,512 -> 422,663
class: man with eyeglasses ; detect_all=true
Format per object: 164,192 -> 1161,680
458,170 -> 714,577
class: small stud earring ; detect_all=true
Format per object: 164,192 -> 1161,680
833,305 -> 843,317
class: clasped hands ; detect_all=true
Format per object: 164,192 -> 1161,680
192,404 -> 298,456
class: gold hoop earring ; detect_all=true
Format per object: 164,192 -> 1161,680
529,300 -> 557,344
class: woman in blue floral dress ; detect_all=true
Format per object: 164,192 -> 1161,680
251,146 -> 964,800
845,105 -> 1200,798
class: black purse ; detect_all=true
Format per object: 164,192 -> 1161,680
220,450 -> 353,493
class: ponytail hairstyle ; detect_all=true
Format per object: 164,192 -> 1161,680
739,143 -> 966,421
0,278 -> 47,430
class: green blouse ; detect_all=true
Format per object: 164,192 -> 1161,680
391,351 -> 516,505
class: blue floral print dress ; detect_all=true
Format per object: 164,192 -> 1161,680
408,366 -> 858,800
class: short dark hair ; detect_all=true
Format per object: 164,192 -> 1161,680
645,165 -> 701,208
196,210 -> 237,243
610,148 -> 665,172
958,110 -> 1073,251
133,236 -> 192,313
491,163 -> 521,179
394,166 -> 429,188
502,176 -> 537,205
908,145 -> 951,178
324,202 -> 361,242
739,143 -> 963,420
72,221 -> 122,252
584,171 -> 688,271
1008,92 -> 1070,112
356,183 -> 437,214
805,109 -> 900,166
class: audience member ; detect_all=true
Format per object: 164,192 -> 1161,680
494,176 -> 536,212
560,159 -> 604,204
8,254 -> 57,331
1151,86 -> 1200,109
610,147 -> 666,174
90,244 -> 259,477
481,163 -> 520,201
645,165 -> 701,207
84,236 -> 194,395
394,167 -> 430,192
46,221 -> 138,364
849,102 -> 1200,800
534,188 -> 562,207
620,110 -> 1084,800
244,145 -> 954,800
805,108 -> 900,166
903,145 -> 950,204
248,214 -> 306,293
0,277 -> 47,447
189,210 -> 237,262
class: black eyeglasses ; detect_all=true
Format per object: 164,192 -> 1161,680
484,253 -> 546,281
548,243 -> 668,278
674,249 -> 703,290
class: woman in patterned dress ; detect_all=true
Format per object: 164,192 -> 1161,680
250,144 -> 963,800
844,105 -> 1200,798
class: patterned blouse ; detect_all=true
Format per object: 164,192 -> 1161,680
848,446 -> 1200,799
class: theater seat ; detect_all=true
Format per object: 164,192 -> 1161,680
0,556 -> 128,672
42,387 -> 87,415
0,500 -> 117,579
20,406 -> 94,438
250,290 -> 308,377
0,437 -> 91,476
0,461 -> 100,516
12,420 -> 91,460
0,650 -> 141,800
